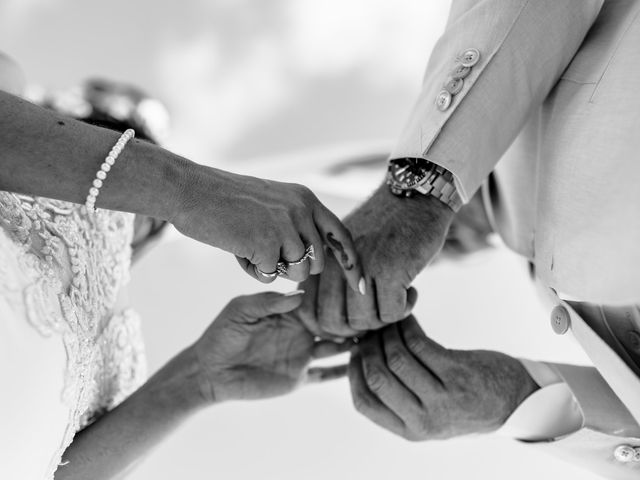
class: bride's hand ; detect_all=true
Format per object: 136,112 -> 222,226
171,165 -> 363,290
191,291 -> 348,403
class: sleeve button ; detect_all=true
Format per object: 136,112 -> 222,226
443,77 -> 464,95
614,445 -> 637,463
435,90 -> 453,111
459,48 -> 481,67
450,64 -> 471,80
550,306 -> 571,335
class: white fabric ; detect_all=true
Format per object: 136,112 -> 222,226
497,359 -> 583,441
0,193 -> 147,480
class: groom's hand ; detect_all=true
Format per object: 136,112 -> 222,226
348,317 -> 539,440
301,185 -> 454,338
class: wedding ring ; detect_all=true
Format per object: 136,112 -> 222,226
287,245 -> 316,266
254,265 -> 278,279
276,262 -> 289,276
256,245 -> 315,279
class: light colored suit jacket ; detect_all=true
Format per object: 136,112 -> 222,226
391,0 -> 640,477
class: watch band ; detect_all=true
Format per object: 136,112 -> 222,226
415,164 -> 463,212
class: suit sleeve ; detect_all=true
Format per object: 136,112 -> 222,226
390,0 -> 604,202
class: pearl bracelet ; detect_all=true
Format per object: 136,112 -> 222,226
85,128 -> 135,213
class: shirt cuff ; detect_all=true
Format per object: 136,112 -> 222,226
495,359 -> 583,441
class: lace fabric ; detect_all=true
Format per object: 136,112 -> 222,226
0,191 -> 146,479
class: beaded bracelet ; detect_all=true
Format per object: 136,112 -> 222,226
85,128 -> 135,213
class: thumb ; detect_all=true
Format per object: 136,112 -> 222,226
230,290 -> 305,320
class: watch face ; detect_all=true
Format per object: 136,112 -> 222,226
388,158 -> 429,189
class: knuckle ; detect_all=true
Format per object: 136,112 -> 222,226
225,295 -> 250,314
405,336 -> 425,355
379,310 -> 402,324
402,430 -> 423,443
226,295 -> 245,309
364,368 -> 387,393
351,390 -> 374,414
289,184 -> 315,210
416,416 -> 433,438
296,184 -> 315,202
386,350 -> 406,374
256,234 -> 280,258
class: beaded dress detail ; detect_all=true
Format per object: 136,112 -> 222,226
0,191 -> 146,479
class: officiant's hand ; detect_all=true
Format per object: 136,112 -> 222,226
172,165 -> 362,289
348,316 -> 539,440
191,291 -> 349,403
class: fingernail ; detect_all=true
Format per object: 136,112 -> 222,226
358,277 -> 366,295
284,289 -> 305,297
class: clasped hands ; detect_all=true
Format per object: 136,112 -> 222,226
189,184 -> 538,442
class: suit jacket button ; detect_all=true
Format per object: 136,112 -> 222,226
444,77 -> 464,95
614,445 -> 637,463
435,90 -> 452,111
459,48 -> 481,67
550,306 -> 571,335
450,64 -> 472,79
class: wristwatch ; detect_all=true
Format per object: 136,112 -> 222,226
386,158 -> 463,212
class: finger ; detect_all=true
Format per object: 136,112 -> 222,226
279,234 -> 309,282
349,353 -> 407,437
230,290 -> 305,320
316,256 -> 360,338
347,276 -> 385,332
295,276 -> 323,337
375,278 -> 409,324
247,248 -> 280,284
236,256 -> 278,284
313,207 -> 363,294
300,224 -> 325,276
306,364 -> 348,383
382,322 -> 442,395
399,316 -> 450,377
312,339 -> 353,359
358,331 -> 422,416
235,256 -> 262,281
296,277 -> 348,342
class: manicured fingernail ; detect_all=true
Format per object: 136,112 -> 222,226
284,289 -> 305,297
358,277 -> 366,295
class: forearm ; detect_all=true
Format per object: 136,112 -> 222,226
56,348 -> 208,480
0,90 -> 202,221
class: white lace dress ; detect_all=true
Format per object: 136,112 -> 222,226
0,192 -> 147,479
